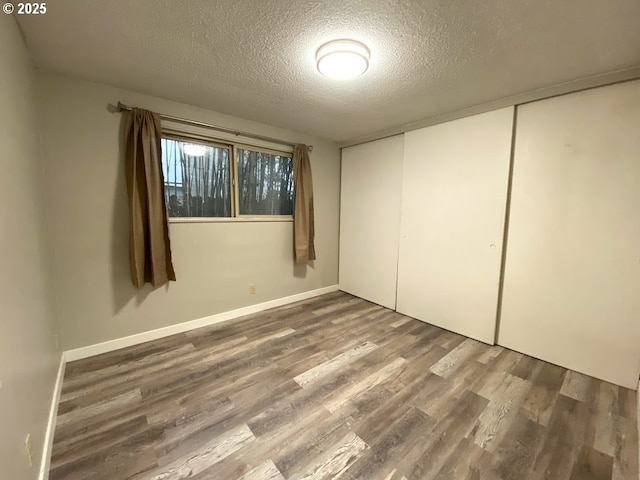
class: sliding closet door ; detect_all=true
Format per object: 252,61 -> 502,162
396,108 -> 514,344
499,81 -> 640,389
339,135 -> 404,309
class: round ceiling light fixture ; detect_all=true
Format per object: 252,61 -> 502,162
316,39 -> 370,80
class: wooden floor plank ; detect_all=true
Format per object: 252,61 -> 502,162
408,389 -> 490,479
429,338 -> 483,378
293,432 -> 368,480
561,369 -> 593,402
570,447 -> 614,480
143,423 -> 256,480
293,341 -> 378,388
50,291 -> 639,480
468,373 -> 531,452
237,460 -> 285,480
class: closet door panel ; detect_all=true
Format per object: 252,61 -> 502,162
339,135 -> 404,309
499,81 -> 640,389
397,107 -> 514,344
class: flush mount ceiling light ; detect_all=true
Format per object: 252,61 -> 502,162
316,39 -> 370,80
182,143 -> 207,157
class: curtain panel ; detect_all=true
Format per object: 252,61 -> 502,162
124,108 -> 176,287
293,144 -> 316,263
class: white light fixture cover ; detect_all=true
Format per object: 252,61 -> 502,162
316,39 -> 370,80
182,143 -> 207,157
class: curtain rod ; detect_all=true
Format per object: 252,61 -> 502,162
115,102 -> 312,151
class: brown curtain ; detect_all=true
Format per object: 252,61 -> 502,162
293,144 -> 316,263
124,108 -> 176,287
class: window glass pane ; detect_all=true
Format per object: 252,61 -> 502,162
237,148 -> 294,215
161,138 -> 232,217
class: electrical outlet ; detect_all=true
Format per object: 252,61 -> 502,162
25,434 -> 33,467
249,284 -> 256,294
54,334 -> 60,350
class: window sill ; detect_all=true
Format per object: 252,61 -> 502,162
169,216 -> 293,224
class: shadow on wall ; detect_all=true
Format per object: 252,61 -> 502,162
294,261 -> 312,279
110,111 -> 166,315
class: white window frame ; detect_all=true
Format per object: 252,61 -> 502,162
161,129 -> 294,223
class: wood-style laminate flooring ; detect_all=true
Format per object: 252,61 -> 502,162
50,292 -> 638,479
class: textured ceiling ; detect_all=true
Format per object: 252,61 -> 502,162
17,0 -> 640,143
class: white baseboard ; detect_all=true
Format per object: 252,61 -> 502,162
64,285 -> 339,362
39,352 -> 66,480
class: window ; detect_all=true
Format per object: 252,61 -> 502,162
162,137 -> 232,217
161,135 -> 294,219
236,148 -> 294,216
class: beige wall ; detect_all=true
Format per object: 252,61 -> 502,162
38,72 -> 341,350
499,81 -> 640,389
0,17 -> 61,479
